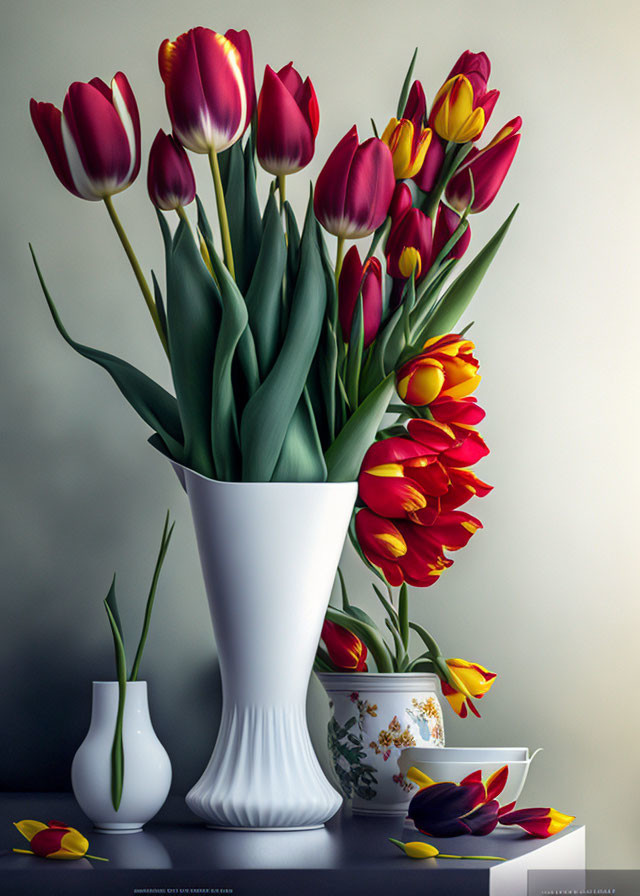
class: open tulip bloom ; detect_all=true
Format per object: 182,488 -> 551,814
29,39 -> 520,652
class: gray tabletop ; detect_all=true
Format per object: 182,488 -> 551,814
0,793 -> 585,896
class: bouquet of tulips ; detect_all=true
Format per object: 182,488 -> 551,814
29,31 -> 518,487
29,30 -> 520,706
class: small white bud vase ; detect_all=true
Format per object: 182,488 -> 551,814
172,462 -> 357,830
71,681 -> 172,833
318,672 -> 445,816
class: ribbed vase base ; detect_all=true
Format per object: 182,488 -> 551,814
186,703 -> 342,830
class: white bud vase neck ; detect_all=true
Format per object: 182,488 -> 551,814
71,681 -> 171,833
172,462 -> 357,830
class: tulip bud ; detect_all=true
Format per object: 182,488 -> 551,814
314,126 -> 395,238
429,75 -> 485,144
147,130 -> 196,211
257,63 -> 319,176
158,27 -> 251,154
402,80 -> 427,129
321,620 -> 368,671
13,820 -> 90,860
432,203 -> 471,261
388,182 -> 413,224
30,72 -> 140,201
440,658 -> 496,718
385,207 -> 432,281
447,50 -> 499,133
381,117 -> 432,180
413,134 -> 446,193
446,117 -> 522,213
338,247 -> 383,347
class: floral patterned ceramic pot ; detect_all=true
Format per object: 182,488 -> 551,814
317,672 -> 445,816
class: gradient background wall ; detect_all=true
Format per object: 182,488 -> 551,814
2,0 -> 639,870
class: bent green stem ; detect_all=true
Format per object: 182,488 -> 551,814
208,147 -> 235,280
103,196 -> 168,357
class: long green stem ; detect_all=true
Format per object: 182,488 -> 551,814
208,148 -> 235,280
335,235 -> 346,290
278,174 -> 286,214
103,196 -> 168,356
130,511 -> 174,682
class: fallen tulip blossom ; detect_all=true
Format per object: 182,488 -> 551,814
389,838 -> 504,861
13,819 -> 107,861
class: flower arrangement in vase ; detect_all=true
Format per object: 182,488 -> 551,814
28,24 -> 519,829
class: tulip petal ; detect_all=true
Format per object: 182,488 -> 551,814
14,820 -> 48,842
111,72 -> 141,185
29,100 -> 81,198
226,29 -> 256,129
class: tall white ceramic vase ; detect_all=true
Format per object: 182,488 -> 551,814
173,462 -> 357,830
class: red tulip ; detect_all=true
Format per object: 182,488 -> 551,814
446,117 -> 522,213
314,126 -> 395,238
403,80 -> 427,129
158,27 -> 252,153
396,335 -> 481,407
499,807 -> 575,838
30,72 -> 140,200
413,134 -> 446,193
147,129 -> 196,211
432,203 -> 471,261
321,620 -> 368,671
386,206 -> 432,281
257,63 -> 319,176
388,182 -> 413,224
408,417 -> 489,468
430,395 -> 485,426
447,51 -> 499,133
225,28 -> 256,131
338,247 -> 382,346
356,507 -> 481,588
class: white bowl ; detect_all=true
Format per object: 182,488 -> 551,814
397,746 -> 542,807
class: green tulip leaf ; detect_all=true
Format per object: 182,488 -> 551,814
398,582 -> 410,650
31,246 -> 185,462
103,577 -> 126,812
272,388 -> 327,482
396,47 -> 419,119
240,192 -> 326,481
423,204 -> 518,338
345,296 -> 365,411
206,243 -> 250,481
409,621 -> 444,662
325,372 -> 395,482
166,221 -> 220,478
245,193 -> 287,378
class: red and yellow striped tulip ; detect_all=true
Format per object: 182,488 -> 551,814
429,75 -> 485,144
30,73 -> 140,201
158,27 -> 252,154
408,417 -> 489,469
356,507 -> 481,588
13,819 -> 102,860
338,246 -> 383,347
257,63 -> 319,176
381,117 -> 432,180
440,658 -> 497,718
147,129 -> 196,211
499,807 -> 575,838
447,117 -> 522,213
396,335 -> 480,406
314,126 -> 396,238
446,50 -> 499,135
321,620 -> 368,671
430,395 -> 486,426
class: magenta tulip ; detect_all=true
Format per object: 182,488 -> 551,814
158,27 -> 252,153
314,126 -> 395,238
413,134 -> 446,192
30,72 -> 140,201
338,247 -> 383,346
388,182 -> 413,224
225,28 -> 256,131
432,203 -> 471,261
386,206 -> 432,281
257,63 -> 319,175
447,50 -> 499,134
403,80 -> 427,129
147,130 -> 196,211
446,117 -> 522,213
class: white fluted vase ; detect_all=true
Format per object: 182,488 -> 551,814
172,462 -> 357,830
